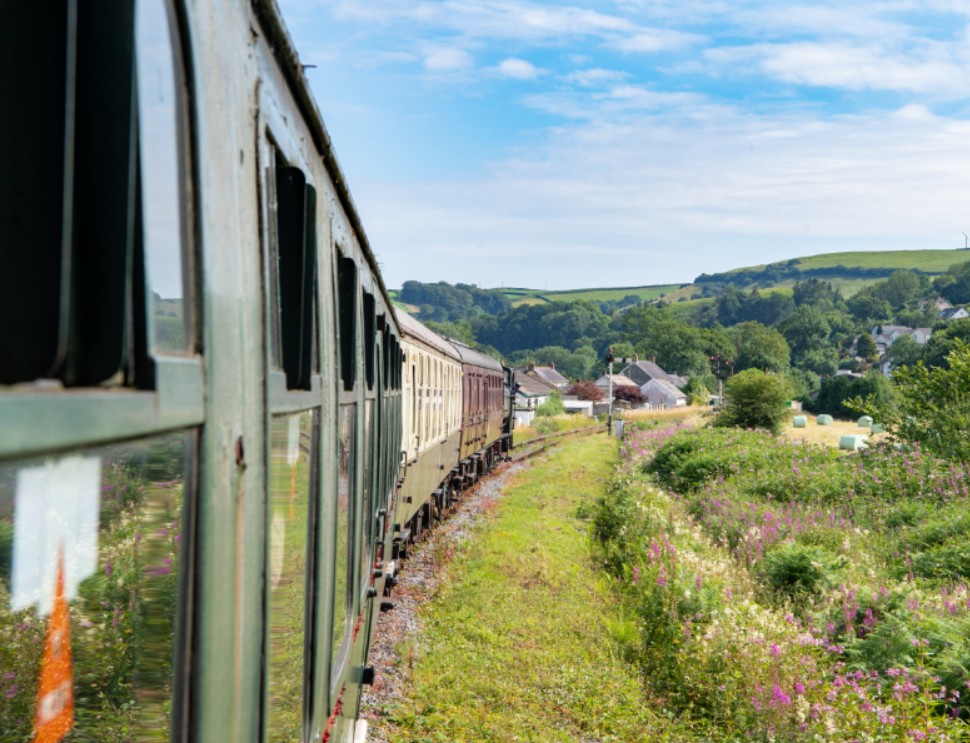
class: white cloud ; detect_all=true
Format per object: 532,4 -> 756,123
749,41 -> 970,96
563,68 -> 630,87
422,45 -> 474,71
357,101 -> 970,288
495,57 -> 542,79
612,29 -> 702,53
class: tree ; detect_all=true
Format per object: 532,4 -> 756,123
780,306 -> 831,359
613,385 -> 645,404
855,334 -> 879,366
716,369 -> 793,434
567,381 -> 604,402
921,319 -> 970,369
888,334 -> 922,369
681,377 -> 710,406
853,342 -> 970,462
934,261 -> 970,305
727,321 -> 790,373
847,292 -> 892,324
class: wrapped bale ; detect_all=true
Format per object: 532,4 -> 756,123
792,415 -> 807,428
839,434 -> 869,450
858,415 -> 873,427
816,414 -> 834,426
870,423 -> 885,434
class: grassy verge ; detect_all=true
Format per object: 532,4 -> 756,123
593,423 -> 970,740
376,435 -> 689,742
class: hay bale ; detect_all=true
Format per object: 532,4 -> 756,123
792,415 -> 807,428
858,415 -> 873,427
839,434 -> 869,450
870,423 -> 885,434
816,414 -> 834,426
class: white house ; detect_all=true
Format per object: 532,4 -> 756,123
641,378 -> 688,408
512,370 -> 558,426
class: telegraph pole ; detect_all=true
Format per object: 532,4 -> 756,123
607,346 -> 614,435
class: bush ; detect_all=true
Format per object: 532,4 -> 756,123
761,542 -> 841,598
716,369 -> 793,433
535,390 -> 565,417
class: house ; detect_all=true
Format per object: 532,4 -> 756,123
940,307 -> 969,321
641,379 -> 688,408
871,325 -> 932,356
619,358 -> 682,388
525,363 -> 570,390
593,372 -> 638,391
512,369 -> 558,426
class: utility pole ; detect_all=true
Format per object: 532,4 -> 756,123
607,346 -> 614,435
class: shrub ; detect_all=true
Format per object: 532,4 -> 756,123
716,369 -> 793,433
761,542 -> 840,598
535,390 -> 565,417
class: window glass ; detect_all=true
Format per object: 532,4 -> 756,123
331,405 -> 355,685
0,431 -> 192,740
360,401 -> 374,597
136,0 -> 188,354
266,412 -> 315,741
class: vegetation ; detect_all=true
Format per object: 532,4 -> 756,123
375,436 -> 689,741
854,341 -> 970,463
590,422 -> 970,740
716,369 -> 793,434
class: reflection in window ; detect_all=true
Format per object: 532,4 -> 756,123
361,401 -> 374,597
0,431 -> 191,740
136,0 -> 188,353
266,413 -> 316,741
331,405 -> 355,685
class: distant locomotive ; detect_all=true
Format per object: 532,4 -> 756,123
0,2 -> 509,742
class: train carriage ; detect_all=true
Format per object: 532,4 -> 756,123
1,1 -> 401,742
396,311 -> 463,546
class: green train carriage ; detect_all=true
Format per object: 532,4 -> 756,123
1,1 -> 402,741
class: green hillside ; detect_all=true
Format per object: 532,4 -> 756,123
697,248 -> 970,293
501,284 -> 682,307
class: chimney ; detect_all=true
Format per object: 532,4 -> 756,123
649,355 -> 656,364
528,362 -> 536,371
632,353 -> 638,362
549,362 -> 555,369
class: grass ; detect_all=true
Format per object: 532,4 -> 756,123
782,414 -> 886,448
375,435 -> 690,742
794,249 -> 969,272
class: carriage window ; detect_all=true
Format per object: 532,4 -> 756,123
274,162 -> 317,390
331,405 -> 355,686
137,0 -> 189,354
360,401 -> 375,597
0,430 -> 193,740
266,412 -> 316,741
363,293 -> 376,391
337,258 -> 357,392
1,1 -> 194,385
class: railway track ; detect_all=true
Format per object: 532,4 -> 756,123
509,424 -> 604,463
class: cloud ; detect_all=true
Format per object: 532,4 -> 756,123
356,101 -> 970,288
612,29 -> 702,53
495,57 -> 542,79
422,45 -> 474,71
563,68 -> 630,87
720,41 -> 970,97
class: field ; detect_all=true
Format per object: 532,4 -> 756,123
500,284 -> 683,308
795,249 -> 969,272
782,414 -> 886,448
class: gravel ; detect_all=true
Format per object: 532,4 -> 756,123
359,459 -> 529,740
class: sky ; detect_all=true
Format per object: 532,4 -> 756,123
276,0 -> 970,291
